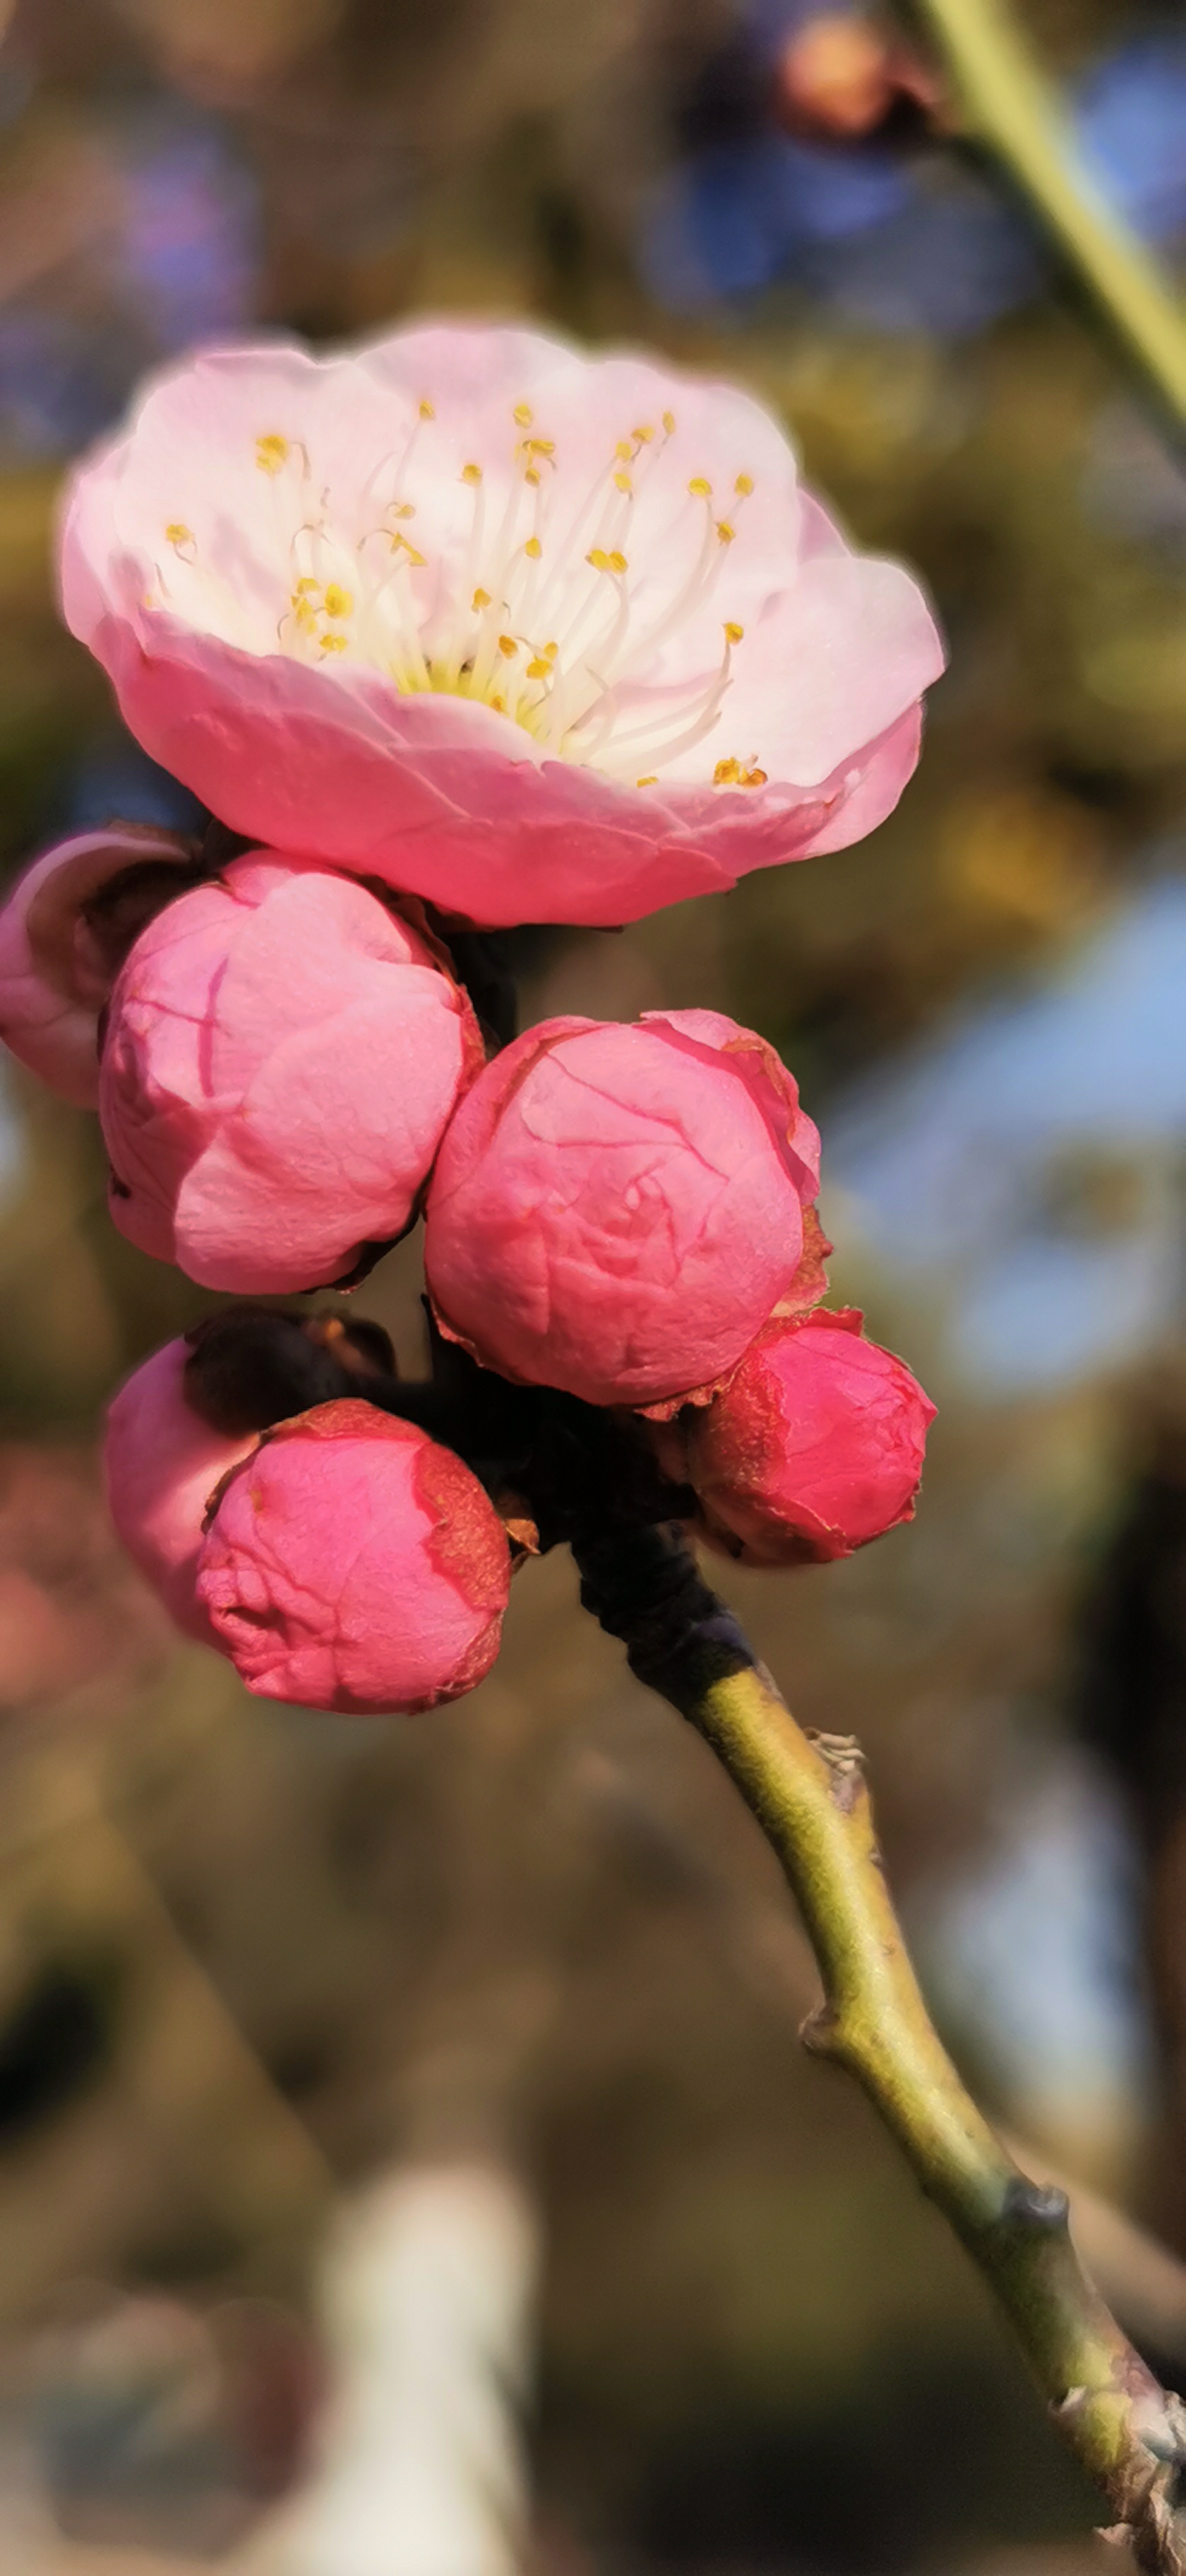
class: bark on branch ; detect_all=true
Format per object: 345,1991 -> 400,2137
575,1522 -> 1186,2576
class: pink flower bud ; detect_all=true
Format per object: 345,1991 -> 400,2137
0,825 -> 196,1107
424,1008 -> 820,1409
104,1337 -> 258,1641
683,1307 -> 936,1563
196,1402 -> 512,1715
100,852 -> 481,1292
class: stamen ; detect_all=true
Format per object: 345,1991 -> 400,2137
200,390 -> 760,787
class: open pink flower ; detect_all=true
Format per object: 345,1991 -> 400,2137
59,326 -> 944,929
104,1337 -> 258,1642
100,850 -> 481,1292
0,825 -> 196,1107
196,1401 -> 512,1714
682,1306 -> 935,1563
424,1008 -> 820,1408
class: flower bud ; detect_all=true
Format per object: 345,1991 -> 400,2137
0,825 -> 197,1107
196,1402 -> 512,1714
777,15 -> 945,142
683,1307 -> 935,1564
424,1010 -> 820,1409
100,852 -> 481,1292
104,1337 -> 259,1641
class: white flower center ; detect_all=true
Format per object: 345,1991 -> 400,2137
159,400 -> 767,790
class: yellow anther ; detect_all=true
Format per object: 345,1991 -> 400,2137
616,441 -> 633,463
544,640 -> 558,657
587,547 -> 611,573
688,477 -> 712,501
256,433 -> 289,475
613,471 -> 633,494
513,402 -> 533,427
524,536 -> 543,560
419,398 -> 436,419
724,621 -> 743,646
743,765 -> 768,787
662,410 -> 676,434
323,584 -> 353,619
392,537 -> 426,568
391,501 -> 417,520
461,461 -> 483,486
472,586 -> 492,611
633,424 -> 656,443
165,522 -> 193,547
498,634 -> 518,658
321,633 -> 348,653
608,549 -> 628,576
636,774 -> 659,787
716,520 -> 736,544
526,657 -> 553,680
734,472 -> 755,497
527,438 -> 555,458
294,575 -> 319,594
490,692 -> 505,713
714,756 -> 742,786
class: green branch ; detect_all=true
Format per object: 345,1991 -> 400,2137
576,1524 -> 1186,2575
904,0 -> 1186,436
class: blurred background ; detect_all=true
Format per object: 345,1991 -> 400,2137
0,0 -> 1185,2569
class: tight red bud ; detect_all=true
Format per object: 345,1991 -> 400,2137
684,1307 -> 935,1564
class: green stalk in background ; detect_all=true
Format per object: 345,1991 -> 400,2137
904,0 -> 1186,436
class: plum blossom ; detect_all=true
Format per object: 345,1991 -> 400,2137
59,323 -> 944,929
100,849 -> 481,1293
424,1008 -> 821,1408
196,1401 -> 513,1713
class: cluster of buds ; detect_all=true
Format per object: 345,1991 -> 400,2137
0,321 -> 942,1716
